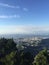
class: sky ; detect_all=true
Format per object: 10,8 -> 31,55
0,0 -> 49,34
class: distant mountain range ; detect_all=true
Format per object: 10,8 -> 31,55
0,34 -> 49,39
39,38 -> 49,49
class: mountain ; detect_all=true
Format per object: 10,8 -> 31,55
39,38 -> 49,49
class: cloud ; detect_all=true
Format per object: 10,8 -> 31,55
23,8 -> 28,11
0,3 -> 20,9
0,25 -> 49,34
0,3 -> 29,12
0,15 -> 20,18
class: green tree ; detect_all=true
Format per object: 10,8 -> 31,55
33,49 -> 47,65
0,38 -> 17,65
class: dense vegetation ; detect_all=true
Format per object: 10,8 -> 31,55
0,38 -> 49,65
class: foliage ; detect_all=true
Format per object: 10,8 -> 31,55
0,38 -> 49,65
33,49 -> 47,65
0,38 -> 17,65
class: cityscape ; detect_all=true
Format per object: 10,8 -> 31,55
0,0 -> 49,65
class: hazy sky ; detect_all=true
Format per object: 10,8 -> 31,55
0,0 -> 49,34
